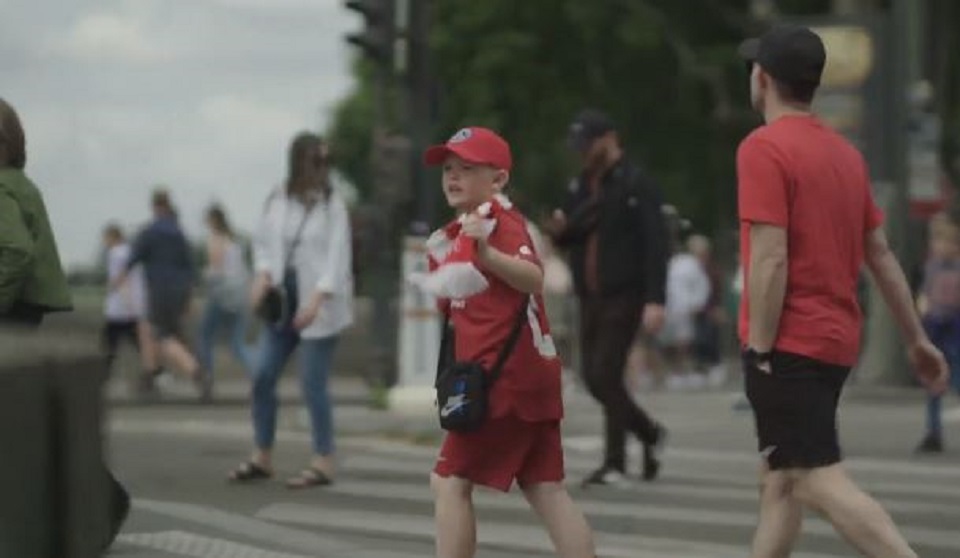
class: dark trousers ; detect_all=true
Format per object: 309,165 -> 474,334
101,320 -> 140,371
579,294 -> 658,471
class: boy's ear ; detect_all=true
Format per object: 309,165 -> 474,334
494,169 -> 510,190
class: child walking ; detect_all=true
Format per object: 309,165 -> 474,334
420,127 -> 596,558
916,214 -> 960,453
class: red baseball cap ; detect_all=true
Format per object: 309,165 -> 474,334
423,127 -> 512,171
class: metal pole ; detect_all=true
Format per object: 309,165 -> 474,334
407,0 -> 434,231
860,0 -> 917,385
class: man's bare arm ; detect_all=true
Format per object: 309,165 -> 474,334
747,223 -> 789,352
863,228 -> 924,345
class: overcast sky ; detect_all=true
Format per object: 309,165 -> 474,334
1,0 -> 357,268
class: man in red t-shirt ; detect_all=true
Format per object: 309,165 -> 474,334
423,127 -> 596,558
737,25 -> 948,558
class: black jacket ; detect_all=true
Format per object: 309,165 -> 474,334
554,156 -> 668,303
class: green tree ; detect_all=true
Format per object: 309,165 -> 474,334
328,1 -> 863,241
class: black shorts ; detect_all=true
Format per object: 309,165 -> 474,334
744,350 -> 850,471
147,288 -> 189,340
102,320 -> 140,356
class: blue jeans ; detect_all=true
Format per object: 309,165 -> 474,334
251,324 -> 339,456
197,299 -> 255,377
923,314 -> 960,437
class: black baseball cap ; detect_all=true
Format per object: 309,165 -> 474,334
738,24 -> 826,87
567,108 -> 615,152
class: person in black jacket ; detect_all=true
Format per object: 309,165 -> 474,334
544,108 -> 669,486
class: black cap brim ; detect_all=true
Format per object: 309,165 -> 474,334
738,38 -> 759,62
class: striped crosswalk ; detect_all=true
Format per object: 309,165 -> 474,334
238,436 -> 960,557
111,411 -> 960,558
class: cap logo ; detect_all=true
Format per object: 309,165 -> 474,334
449,128 -> 472,143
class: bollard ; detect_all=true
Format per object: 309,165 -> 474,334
0,359 -> 55,558
0,333 -> 112,558
389,235 -> 442,414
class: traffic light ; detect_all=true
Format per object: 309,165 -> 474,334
344,0 -> 396,64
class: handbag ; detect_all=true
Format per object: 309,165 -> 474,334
434,300 -> 528,432
257,206 -> 311,326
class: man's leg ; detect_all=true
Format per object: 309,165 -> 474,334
101,322 -> 120,373
793,464 -> 917,558
590,297 -> 663,476
136,319 -> 159,373
577,298 -> 627,480
431,473 -> 477,558
750,465 -> 802,558
522,482 -> 595,558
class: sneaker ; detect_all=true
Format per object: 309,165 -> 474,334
642,423 -> 668,481
915,433 -> 944,454
581,466 -> 629,488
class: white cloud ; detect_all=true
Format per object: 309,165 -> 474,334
205,0 -> 329,9
5,0 -> 356,268
57,12 -> 173,63
199,96 -> 302,137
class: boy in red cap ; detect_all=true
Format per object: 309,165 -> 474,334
422,127 -> 596,558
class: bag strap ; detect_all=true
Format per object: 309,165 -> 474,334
488,299 -> 529,385
435,311 -> 454,387
282,204 -> 312,270
435,299 -> 529,387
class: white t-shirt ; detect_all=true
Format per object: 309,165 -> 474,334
665,253 -> 711,318
104,244 -> 146,321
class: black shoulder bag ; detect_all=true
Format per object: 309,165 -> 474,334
434,300 -> 528,432
256,207 -> 311,326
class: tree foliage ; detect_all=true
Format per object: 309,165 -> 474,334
328,0 -> 960,242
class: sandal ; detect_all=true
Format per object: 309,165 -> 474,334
227,461 -> 272,483
285,467 -> 333,489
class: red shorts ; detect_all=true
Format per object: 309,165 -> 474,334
433,415 -> 564,492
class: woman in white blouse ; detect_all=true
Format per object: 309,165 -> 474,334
228,133 -> 354,488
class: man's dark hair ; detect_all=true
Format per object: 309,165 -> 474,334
773,79 -> 818,106
152,188 -> 174,213
0,98 -> 27,170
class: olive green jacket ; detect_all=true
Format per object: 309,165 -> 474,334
0,168 -> 72,318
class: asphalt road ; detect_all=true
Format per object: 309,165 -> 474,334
105,378 -> 960,558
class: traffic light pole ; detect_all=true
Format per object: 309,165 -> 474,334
860,0 -> 920,385
406,0 -> 435,231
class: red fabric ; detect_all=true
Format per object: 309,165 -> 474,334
737,115 -> 884,366
434,416 -> 564,492
429,205 -> 563,422
423,127 -> 513,171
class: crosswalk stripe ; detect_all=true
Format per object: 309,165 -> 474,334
342,449 -> 960,503
944,407 -> 960,423
133,499 -> 358,556
330,472 -> 960,520
111,418 -> 960,480
117,531 -> 310,558
293,478 -> 960,552
256,503 -> 845,558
